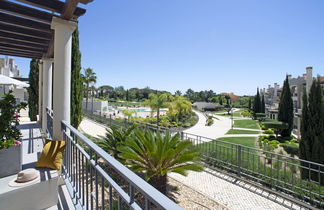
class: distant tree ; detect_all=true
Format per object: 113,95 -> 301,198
175,90 -> 182,96
209,96 -> 217,103
168,95 -> 192,123
248,98 -> 252,111
261,94 -> 265,113
126,89 -> 129,101
123,109 -> 137,121
145,93 -> 169,124
28,59 -> 39,121
71,26 -> 83,128
82,68 -> 96,111
225,95 -> 231,105
253,88 -> 261,116
278,76 -> 293,137
219,98 -> 223,105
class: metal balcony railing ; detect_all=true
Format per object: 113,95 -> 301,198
46,107 -> 53,139
84,111 -> 324,209
60,120 -> 182,210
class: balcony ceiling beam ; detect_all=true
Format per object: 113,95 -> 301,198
0,31 -> 50,46
0,0 -> 54,23
0,11 -> 51,32
0,49 -> 42,59
0,37 -> 48,49
15,0 -> 86,18
0,23 -> 52,40
0,43 -> 47,53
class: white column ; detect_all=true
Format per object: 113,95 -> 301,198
38,61 -> 43,122
41,59 -> 53,132
51,17 -> 77,140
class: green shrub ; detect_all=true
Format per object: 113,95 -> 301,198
281,143 -> 299,157
206,118 -> 214,126
264,129 -> 274,134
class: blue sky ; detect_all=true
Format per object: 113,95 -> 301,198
12,0 -> 324,95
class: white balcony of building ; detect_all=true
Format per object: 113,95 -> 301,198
0,1 -> 181,209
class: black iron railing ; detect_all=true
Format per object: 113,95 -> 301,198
61,120 -> 182,210
84,111 -> 324,208
46,107 -> 53,139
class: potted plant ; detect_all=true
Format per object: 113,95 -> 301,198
0,91 -> 27,178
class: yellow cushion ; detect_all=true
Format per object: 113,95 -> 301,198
35,140 -> 66,170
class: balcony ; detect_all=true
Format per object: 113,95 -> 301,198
4,110 -> 181,210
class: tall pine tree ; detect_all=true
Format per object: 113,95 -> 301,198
300,80 -> 324,183
71,26 -> 83,128
278,75 -> 293,137
248,97 -> 252,110
253,88 -> 261,115
299,87 -> 310,179
261,94 -> 265,113
28,59 -> 39,121
308,79 -> 324,183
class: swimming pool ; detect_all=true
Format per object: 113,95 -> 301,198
119,108 -> 168,113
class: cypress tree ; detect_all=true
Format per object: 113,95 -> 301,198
248,97 -> 252,110
28,59 -> 39,121
278,76 -> 293,137
308,80 -> 324,183
253,88 -> 261,115
71,26 -> 83,128
299,88 -> 310,179
261,94 -> 265,113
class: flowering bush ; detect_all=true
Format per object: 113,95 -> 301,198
0,91 -> 27,150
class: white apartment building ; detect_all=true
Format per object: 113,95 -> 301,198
264,67 -> 316,138
0,56 -> 28,103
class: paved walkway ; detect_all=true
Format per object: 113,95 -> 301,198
169,169 -> 295,210
79,117 -> 107,138
184,111 -> 232,140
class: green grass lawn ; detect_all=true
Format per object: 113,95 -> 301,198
232,111 -> 242,117
217,137 -> 257,147
211,109 -> 226,114
226,129 -> 260,135
234,119 -> 259,129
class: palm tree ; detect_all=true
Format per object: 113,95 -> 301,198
144,93 -> 169,124
82,68 -> 96,111
118,129 -> 203,194
97,125 -> 136,160
168,95 -> 192,123
123,109 -> 137,121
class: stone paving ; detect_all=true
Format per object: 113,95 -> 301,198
79,117 -> 107,138
169,169 -> 303,210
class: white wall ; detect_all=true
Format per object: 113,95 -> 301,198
83,99 -> 108,114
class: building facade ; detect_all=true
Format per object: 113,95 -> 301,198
264,67 -> 316,138
0,56 -> 28,103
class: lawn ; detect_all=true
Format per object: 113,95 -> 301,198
214,111 -> 242,117
232,112 -> 242,117
226,129 -> 260,135
234,119 -> 259,129
217,137 -> 257,147
211,109 -> 226,114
